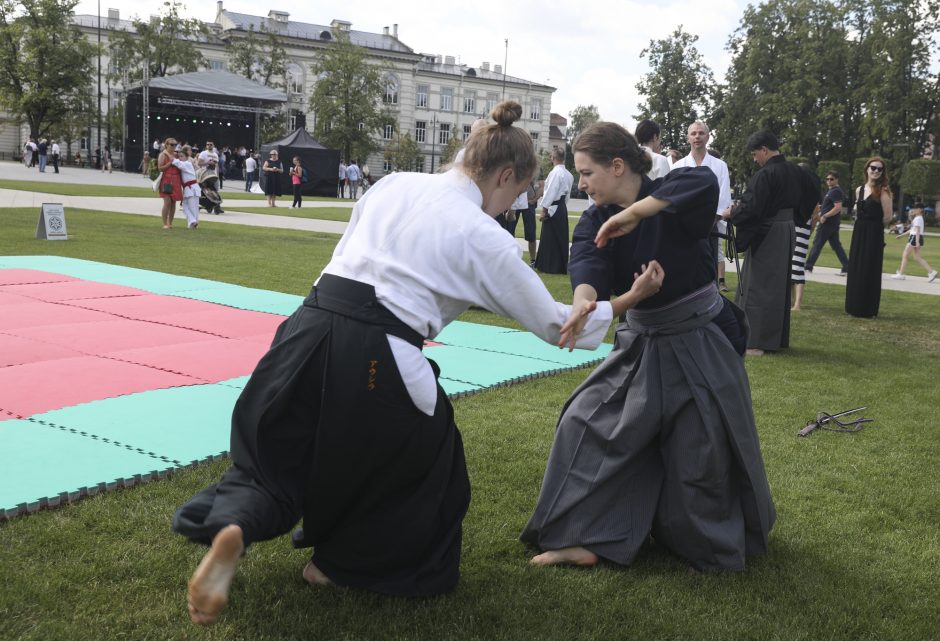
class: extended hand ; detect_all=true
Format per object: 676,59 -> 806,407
558,299 -> 597,352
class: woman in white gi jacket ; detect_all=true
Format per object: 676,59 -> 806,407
173,102 -> 665,626
173,146 -> 201,229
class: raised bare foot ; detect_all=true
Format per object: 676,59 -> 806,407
187,524 -> 244,625
530,546 -> 599,567
302,560 -> 333,586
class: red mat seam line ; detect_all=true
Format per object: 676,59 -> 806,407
55,297 -> 281,341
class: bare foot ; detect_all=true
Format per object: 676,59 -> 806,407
745,348 -> 765,357
530,546 -> 599,567
791,305 -> 801,311
187,524 -> 244,625
302,560 -> 333,586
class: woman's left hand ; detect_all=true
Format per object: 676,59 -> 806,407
558,299 -> 597,351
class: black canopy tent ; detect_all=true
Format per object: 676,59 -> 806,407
123,71 -> 287,173
260,128 -> 340,198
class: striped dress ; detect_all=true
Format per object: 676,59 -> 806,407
791,223 -> 811,283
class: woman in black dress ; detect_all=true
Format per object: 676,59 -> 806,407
845,157 -> 893,318
262,150 -> 284,207
522,122 -> 776,572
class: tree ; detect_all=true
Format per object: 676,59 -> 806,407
440,131 -> 463,166
713,0 -> 862,180
0,0 -> 96,139
567,105 -> 600,143
226,24 -> 289,90
384,131 -> 420,172
635,26 -> 715,152
308,32 -> 391,162
107,0 -> 207,82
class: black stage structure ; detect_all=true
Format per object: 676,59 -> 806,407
123,70 -> 287,173
260,128 -> 340,198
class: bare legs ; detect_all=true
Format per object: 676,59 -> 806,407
161,197 -> 176,229
898,244 -> 934,276
187,525 -> 244,625
530,546 -> 599,567
791,282 -> 804,311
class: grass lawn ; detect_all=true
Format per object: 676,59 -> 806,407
1,208 -> 937,640
223,205 -> 355,223
809,228 -> 940,273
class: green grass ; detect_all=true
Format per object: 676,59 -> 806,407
223,205 -> 355,222
0,207 -> 937,640
809,228 -> 940,273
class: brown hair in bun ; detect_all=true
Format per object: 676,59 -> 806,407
462,100 -> 537,185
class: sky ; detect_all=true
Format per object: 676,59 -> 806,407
75,0 -> 752,131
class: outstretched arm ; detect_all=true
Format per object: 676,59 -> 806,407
595,197 -> 671,247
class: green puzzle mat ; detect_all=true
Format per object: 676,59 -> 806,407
0,256 -> 612,518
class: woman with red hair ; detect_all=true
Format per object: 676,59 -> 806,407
845,157 -> 893,317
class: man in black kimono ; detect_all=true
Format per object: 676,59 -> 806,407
722,130 -> 817,355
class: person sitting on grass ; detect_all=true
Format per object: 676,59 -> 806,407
891,203 -> 937,282
172,101 -> 665,626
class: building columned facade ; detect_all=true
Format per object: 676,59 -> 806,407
2,2 -> 556,177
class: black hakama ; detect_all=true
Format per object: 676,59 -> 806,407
173,275 -> 471,596
534,198 -> 570,274
736,209 -> 796,351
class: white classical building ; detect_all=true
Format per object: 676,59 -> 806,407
1,3 -> 556,177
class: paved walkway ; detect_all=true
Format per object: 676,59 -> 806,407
3,161 -> 937,296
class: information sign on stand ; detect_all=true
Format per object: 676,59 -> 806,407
36,203 -> 67,240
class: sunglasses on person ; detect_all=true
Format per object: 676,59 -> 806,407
868,165 -> 884,172
825,177 -> 836,181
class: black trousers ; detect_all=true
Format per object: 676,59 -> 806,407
805,221 -> 849,271
292,184 -> 302,207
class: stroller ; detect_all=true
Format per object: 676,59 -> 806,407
197,164 -> 224,214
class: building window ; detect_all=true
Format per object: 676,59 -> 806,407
384,74 -> 399,105
440,88 -> 453,111
383,160 -> 392,172
530,98 -> 541,120
416,84 -> 429,108
530,132 -> 539,142
383,124 -> 395,140
462,124 -> 472,141
208,59 -> 226,71
358,122 -> 365,131
416,157 -> 425,173
438,123 -> 451,145
485,92 -> 498,113
463,93 -> 475,113
415,120 -> 426,143
287,63 -> 303,95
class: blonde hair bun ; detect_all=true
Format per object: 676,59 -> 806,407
490,100 -> 523,127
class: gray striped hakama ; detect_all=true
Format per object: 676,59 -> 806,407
736,208 -> 796,351
521,284 -> 775,571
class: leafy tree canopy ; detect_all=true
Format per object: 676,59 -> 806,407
567,105 -> 600,143
108,0 -> 207,82
309,31 -> 392,163
0,0 -> 96,139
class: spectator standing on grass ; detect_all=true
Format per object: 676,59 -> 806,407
347,160 -> 362,199
845,157 -> 893,318
157,137 -> 183,229
173,145 -> 201,230
671,121 -> 732,293
289,156 -> 305,208
805,170 -> 850,276
891,202 -> 937,282
263,150 -> 284,207
338,160 -> 347,198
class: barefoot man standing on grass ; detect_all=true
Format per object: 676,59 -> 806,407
173,101 -> 662,625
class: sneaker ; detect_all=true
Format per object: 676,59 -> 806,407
838,269 -> 847,277
720,283 -> 729,293
891,271 -> 906,280
928,270 -> 938,283
804,267 -> 813,274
